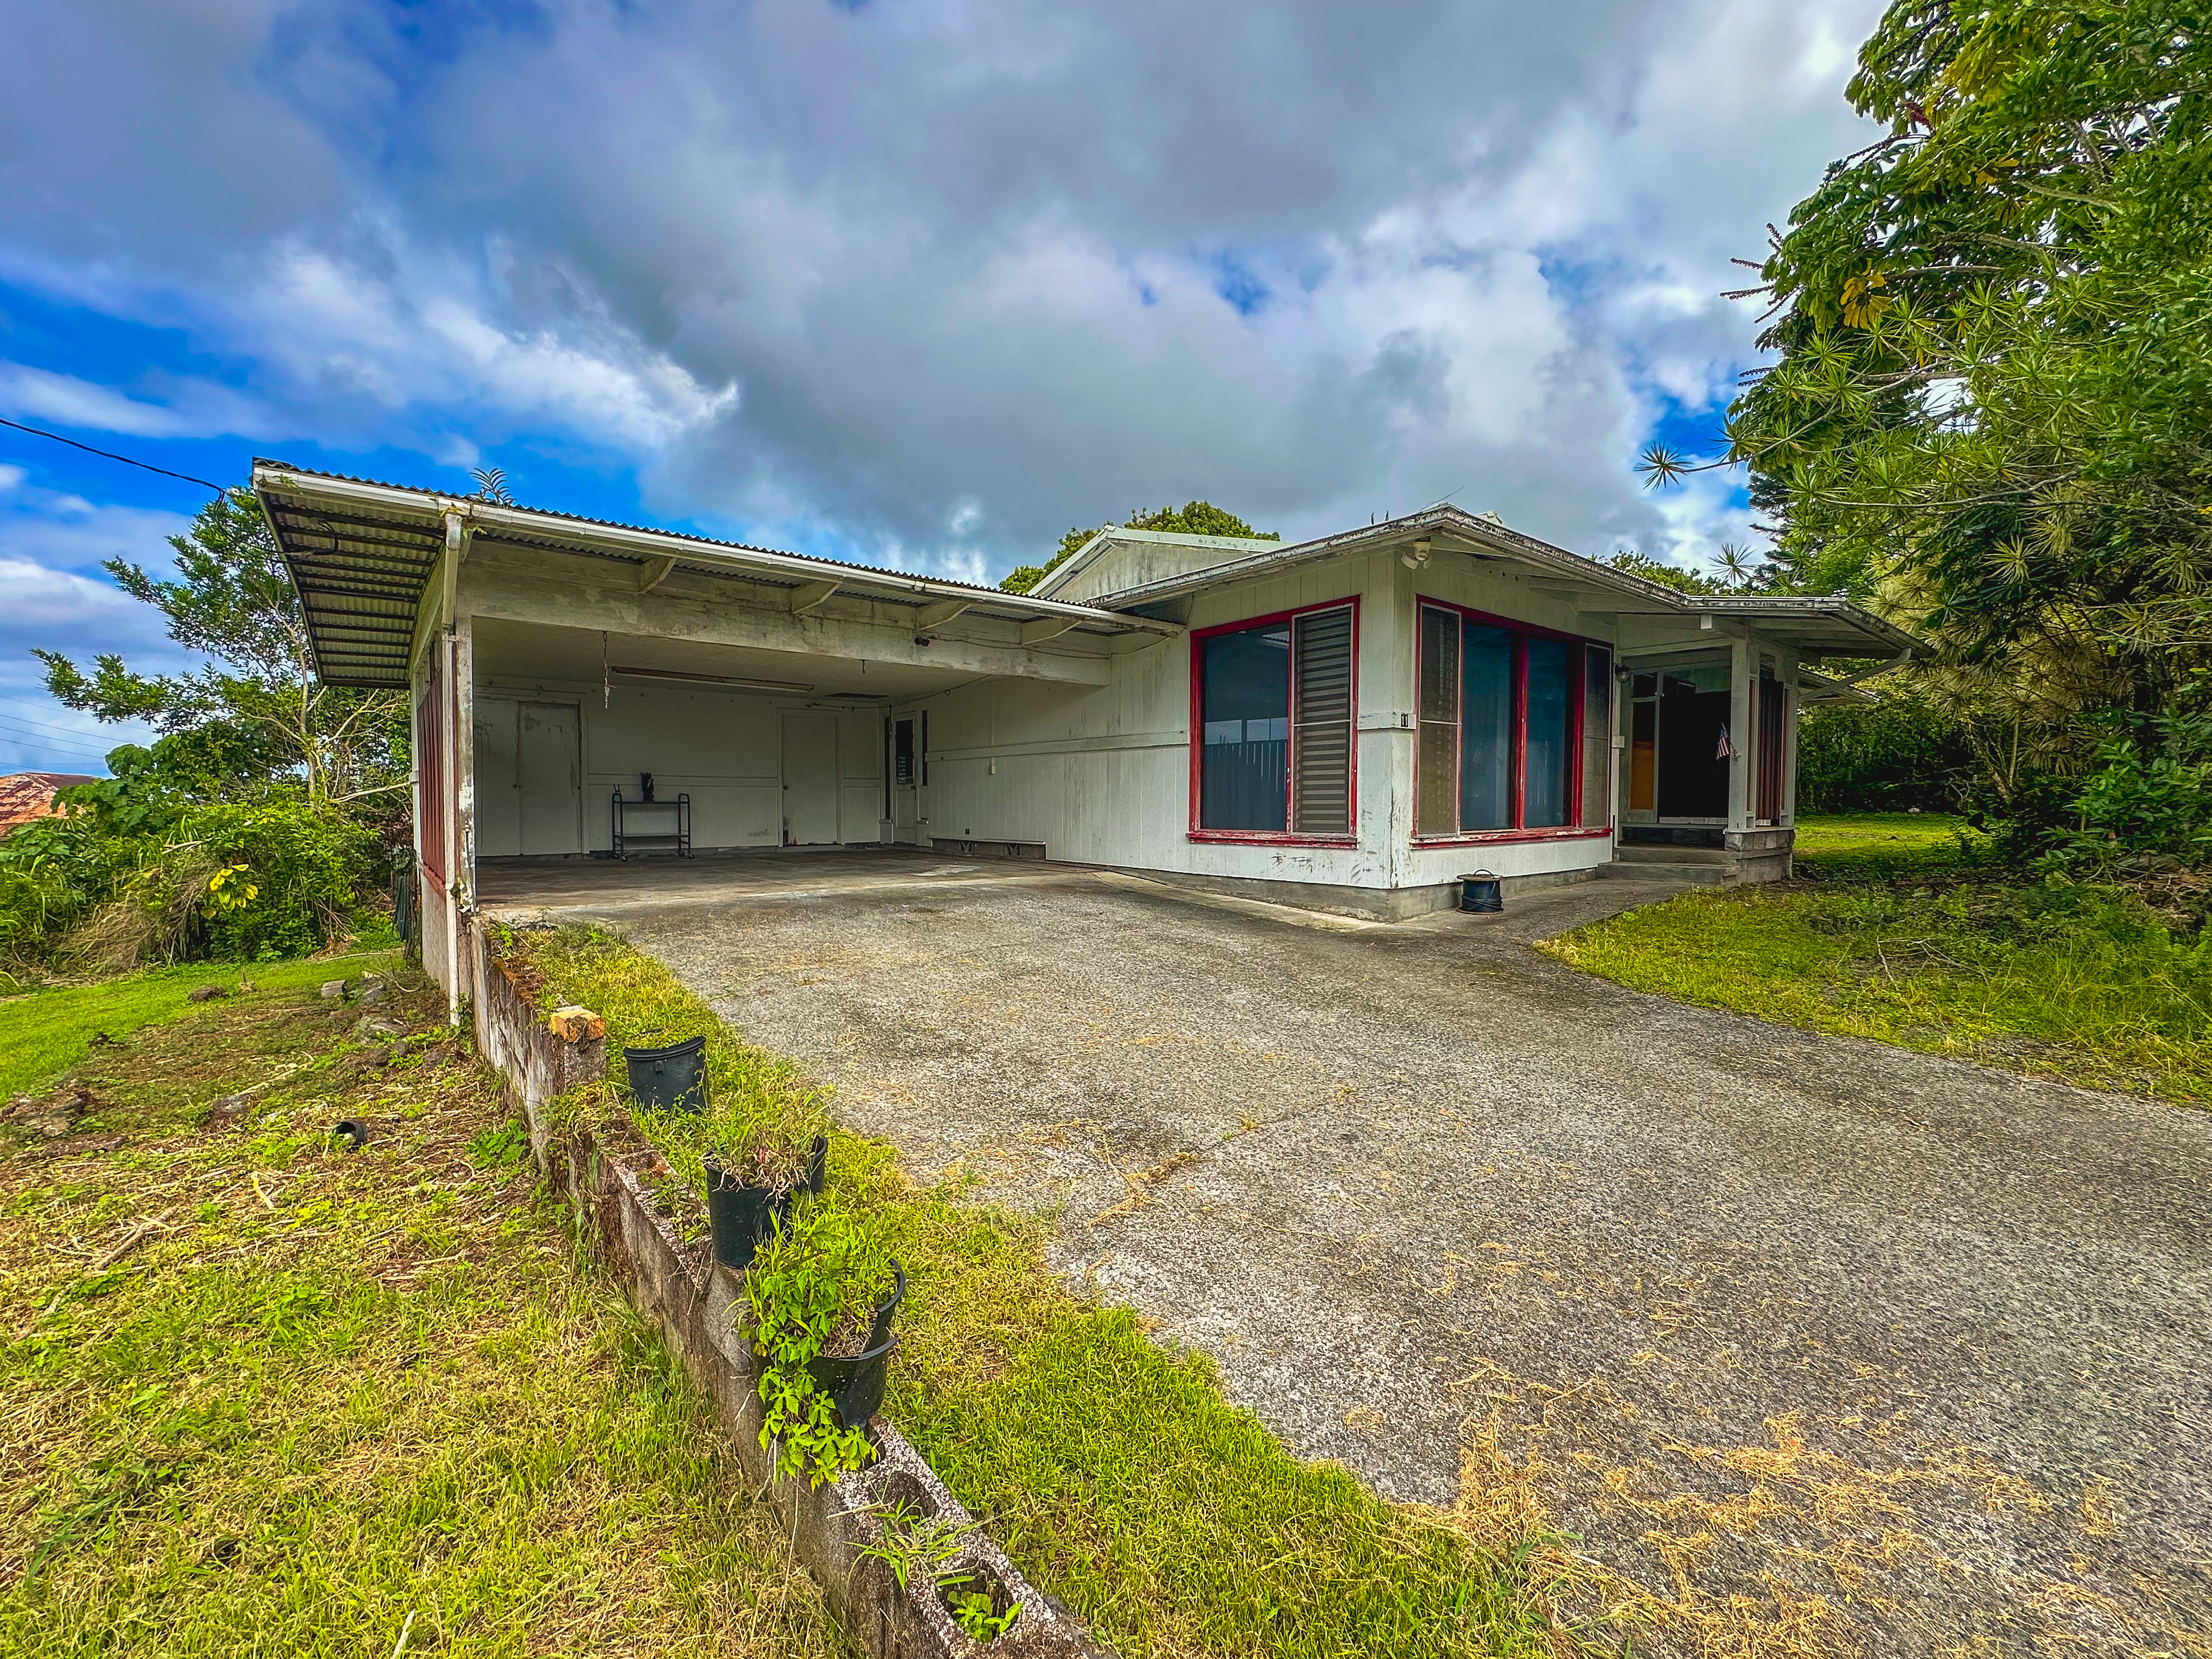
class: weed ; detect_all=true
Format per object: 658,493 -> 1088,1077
530,927 -> 1561,1658
0,961 -> 837,1657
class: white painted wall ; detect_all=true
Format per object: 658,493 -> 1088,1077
470,673 -> 885,854
890,548 -> 1629,895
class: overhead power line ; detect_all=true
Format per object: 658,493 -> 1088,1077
0,705 -> 135,739
0,415 -> 228,494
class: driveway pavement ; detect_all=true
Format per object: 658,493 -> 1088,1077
484,850 -> 2212,1657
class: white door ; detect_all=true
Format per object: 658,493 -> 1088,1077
474,698 -> 521,856
517,701 -> 582,855
781,713 -> 840,845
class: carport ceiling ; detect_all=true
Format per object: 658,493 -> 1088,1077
471,618 -> 975,699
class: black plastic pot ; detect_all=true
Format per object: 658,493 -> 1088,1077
332,1119 -> 369,1152
625,1035 -> 707,1113
1457,869 -> 1504,913
805,1265 -> 907,1429
703,1161 -> 790,1271
805,1133 -> 829,1197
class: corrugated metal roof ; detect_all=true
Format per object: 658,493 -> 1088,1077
252,460 -> 1177,690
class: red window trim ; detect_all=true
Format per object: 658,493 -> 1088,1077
1188,595 -> 1361,845
1410,826 -> 1616,848
1413,596 -> 1609,842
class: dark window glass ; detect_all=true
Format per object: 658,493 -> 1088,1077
1524,636 -> 1573,828
1200,623 -> 1292,830
892,718 -> 915,787
1292,608 -> 1354,834
1460,625 -> 1515,831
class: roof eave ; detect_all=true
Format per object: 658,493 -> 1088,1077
251,463 -> 1182,641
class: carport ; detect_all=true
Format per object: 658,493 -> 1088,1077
252,460 -> 1180,1012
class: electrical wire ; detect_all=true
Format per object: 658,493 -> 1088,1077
0,415 -> 228,493
0,705 -> 131,738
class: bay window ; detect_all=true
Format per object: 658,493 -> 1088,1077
1416,600 -> 1612,839
1193,600 -> 1356,839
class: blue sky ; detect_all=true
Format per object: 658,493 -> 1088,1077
0,0 -> 1882,775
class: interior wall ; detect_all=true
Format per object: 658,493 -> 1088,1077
471,673 -> 885,854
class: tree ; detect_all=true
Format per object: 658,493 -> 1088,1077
1000,501 -> 1279,593
38,488 -> 408,808
1648,1 -> 2212,800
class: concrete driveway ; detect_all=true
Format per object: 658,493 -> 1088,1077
483,850 -> 2212,1657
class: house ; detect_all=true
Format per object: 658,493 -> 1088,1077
250,462 -> 1916,1003
0,771 -> 99,836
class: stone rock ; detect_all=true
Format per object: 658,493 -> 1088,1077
187,985 -> 228,1003
355,1016 -> 404,1040
319,979 -> 349,1000
548,1005 -> 607,1043
355,981 -> 389,1005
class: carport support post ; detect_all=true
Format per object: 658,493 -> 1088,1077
1727,636 -> 1753,832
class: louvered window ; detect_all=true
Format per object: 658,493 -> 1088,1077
1415,601 -> 1611,836
1196,602 -> 1357,837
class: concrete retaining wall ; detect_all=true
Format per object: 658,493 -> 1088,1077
471,925 -> 1109,1659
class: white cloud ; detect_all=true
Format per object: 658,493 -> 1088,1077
0,0 -> 1891,580
0,362 -> 271,441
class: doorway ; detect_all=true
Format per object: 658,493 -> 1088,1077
781,713 -> 841,845
517,702 -> 582,854
1623,657 -> 1731,826
472,698 -> 581,856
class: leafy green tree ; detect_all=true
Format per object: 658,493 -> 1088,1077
1001,501 -> 1279,593
1648,0 -> 2212,805
37,488 -> 408,807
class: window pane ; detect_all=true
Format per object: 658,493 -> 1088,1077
1292,607 -> 1353,834
1200,624 -> 1290,830
1460,624 -> 1514,831
1416,607 -> 1459,835
1580,646 -> 1612,827
1525,636 -> 1572,828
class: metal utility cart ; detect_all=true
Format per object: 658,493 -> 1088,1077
610,787 -> 692,859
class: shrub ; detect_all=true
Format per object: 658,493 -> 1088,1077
747,1195 -> 896,1489
1797,690 -> 1976,813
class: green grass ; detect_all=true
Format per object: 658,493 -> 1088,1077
0,967 -> 835,1657
1550,813 -> 2212,1103
0,954 -> 398,1100
522,927 -> 1559,1659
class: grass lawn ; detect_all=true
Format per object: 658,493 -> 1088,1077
524,929 -> 1559,1659
0,953 -> 397,1101
1548,813 -> 2212,1103
0,965 -> 834,1657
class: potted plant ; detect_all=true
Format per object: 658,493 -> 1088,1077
746,1195 -> 903,1487
636,1091 -> 823,1272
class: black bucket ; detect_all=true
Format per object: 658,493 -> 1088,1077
806,1265 -> 907,1428
704,1163 -> 790,1271
805,1133 -> 829,1197
1457,870 -> 1504,913
625,1036 -> 708,1113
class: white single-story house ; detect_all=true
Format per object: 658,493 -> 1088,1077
252,462 -> 1916,1001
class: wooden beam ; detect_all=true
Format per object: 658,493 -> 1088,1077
914,599 -> 973,630
638,556 -> 677,593
786,579 -> 839,615
1020,615 -> 1084,646
461,548 -> 1114,685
